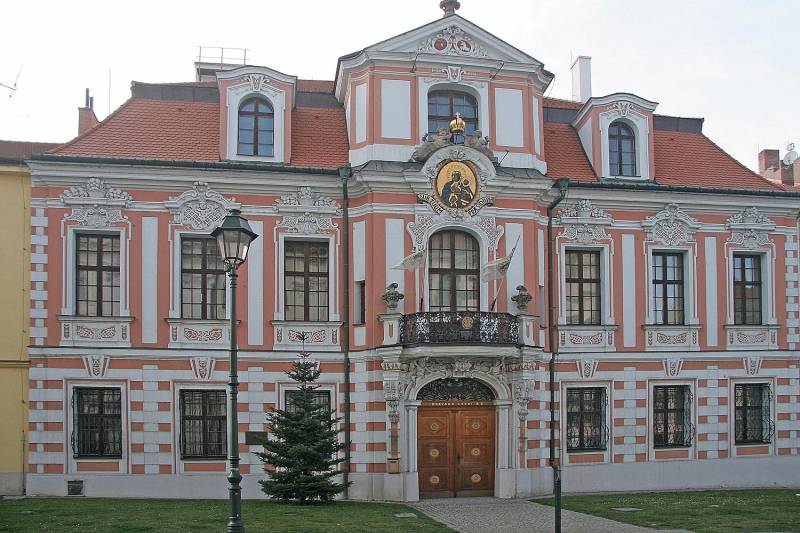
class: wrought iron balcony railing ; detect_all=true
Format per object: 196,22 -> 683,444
400,311 -> 519,346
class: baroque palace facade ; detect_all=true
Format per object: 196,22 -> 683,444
25,3 -> 800,500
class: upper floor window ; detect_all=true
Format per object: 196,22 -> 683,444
76,233 -> 120,317
285,241 -> 329,321
428,230 -> 479,312
73,387 -> 122,458
733,254 -> 762,325
565,250 -> 601,325
238,97 -> 274,157
652,252 -> 684,325
428,90 -> 478,142
181,237 -> 226,320
180,389 -> 226,458
609,121 -> 636,177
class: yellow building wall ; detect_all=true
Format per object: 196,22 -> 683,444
0,163 -> 30,495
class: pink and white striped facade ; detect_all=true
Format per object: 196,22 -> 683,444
25,11 -> 800,500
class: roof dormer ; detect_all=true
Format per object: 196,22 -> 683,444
572,93 -> 658,181
217,66 -> 297,163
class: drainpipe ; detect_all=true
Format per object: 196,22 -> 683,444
339,165 -> 353,498
546,178 -> 569,533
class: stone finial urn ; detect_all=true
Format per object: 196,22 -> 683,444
511,285 -> 532,312
381,283 -> 405,312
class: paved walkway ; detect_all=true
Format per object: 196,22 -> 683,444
411,497 -> 693,533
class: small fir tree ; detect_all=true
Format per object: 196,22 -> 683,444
257,348 -> 349,503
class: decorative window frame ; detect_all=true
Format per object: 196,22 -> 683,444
66,380 -> 128,474
173,382 -> 228,473
224,73 -> 288,163
647,379 -> 696,461
728,377 -> 775,455
560,381 -> 611,465
418,79 -> 488,144
598,100 -> 654,181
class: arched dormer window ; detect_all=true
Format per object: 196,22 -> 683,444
238,97 -> 274,157
429,230 -> 479,312
609,121 -> 636,177
428,90 -> 478,142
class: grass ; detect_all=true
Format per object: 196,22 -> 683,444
537,488 -> 800,533
0,498 -> 452,533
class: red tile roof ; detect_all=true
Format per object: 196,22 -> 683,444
0,140 -> 62,162
297,80 -> 335,93
542,97 -> 583,110
541,123 -> 596,181
290,107 -> 349,169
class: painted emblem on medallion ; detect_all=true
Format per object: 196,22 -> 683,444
435,161 -> 478,209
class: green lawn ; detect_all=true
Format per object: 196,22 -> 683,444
0,498 -> 452,533
537,489 -> 800,533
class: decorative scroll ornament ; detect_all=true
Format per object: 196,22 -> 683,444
577,359 -> 599,379
404,357 -> 512,394
82,355 -> 110,377
418,25 -> 489,58
418,378 -> 495,401
242,74 -> 280,97
606,102 -> 635,118
558,199 -> 613,245
442,65 -> 464,82
726,207 -> 774,227
384,380 -> 401,422
663,358 -> 684,377
726,207 -> 775,249
190,357 -> 216,380
274,186 -> 340,235
166,181 -> 237,231
744,357 -> 762,376
61,178 -> 132,228
643,204 -> 699,245
407,212 -> 503,252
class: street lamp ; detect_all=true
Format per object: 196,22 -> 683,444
212,209 -> 259,533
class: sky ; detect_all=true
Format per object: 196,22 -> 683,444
0,0 -> 797,172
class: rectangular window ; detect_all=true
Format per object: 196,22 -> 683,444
566,387 -> 607,451
652,252 -> 684,325
181,237 -> 226,320
180,390 -> 227,458
653,385 -> 693,448
733,254 -> 762,325
285,241 -> 329,321
354,280 -> 366,325
735,383 -> 772,444
565,250 -> 601,325
74,388 -> 122,458
285,389 -> 332,415
76,234 -> 121,317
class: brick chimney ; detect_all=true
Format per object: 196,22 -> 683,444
758,146 -> 799,186
78,88 -> 99,136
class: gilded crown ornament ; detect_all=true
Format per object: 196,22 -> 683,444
449,112 -> 466,134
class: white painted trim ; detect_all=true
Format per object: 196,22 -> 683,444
380,79 -> 411,140
644,243 -> 699,326
494,87 -> 524,148
532,94 -> 542,155
504,223 -> 524,312
355,83 -> 368,144
724,246 -> 777,326
353,221 -> 366,282
647,379 -> 696,462
385,219 -> 406,314
417,80 -> 488,145
170,230 -> 231,320
173,383 -> 228,474
246,221 -> 264,346
141,217 -> 158,343
422,226 -> 490,312
561,381 -> 612,465
704,237 -> 719,346
349,144 -> 416,166
558,242 -> 614,325
66,381 -> 128,474
598,109 -> 651,180
225,81 -> 286,163
275,233 -> 339,322
727,378 -> 776,457
622,234 -> 637,347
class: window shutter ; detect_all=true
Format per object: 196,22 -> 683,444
684,387 -> 694,446
762,384 -> 774,443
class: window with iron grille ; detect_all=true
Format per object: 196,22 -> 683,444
181,237 -> 226,319
238,97 -> 274,156
285,389 -> 332,415
653,385 -> 693,448
76,233 -> 120,317
428,230 -> 480,312
652,252 -> 684,325
565,250 -> 601,325
427,90 -> 478,144
566,387 -> 607,451
180,390 -> 227,458
73,388 -> 122,458
735,383 -> 773,444
284,241 -> 329,321
733,254 -> 762,325
609,121 -> 636,177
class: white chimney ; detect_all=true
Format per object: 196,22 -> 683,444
571,56 -> 592,103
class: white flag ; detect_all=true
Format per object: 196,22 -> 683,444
392,248 -> 426,271
481,237 -> 519,281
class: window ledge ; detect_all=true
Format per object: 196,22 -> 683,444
643,324 -> 701,352
724,324 -> 779,350
59,315 -> 133,348
557,324 -> 616,352
272,321 -> 343,352
167,318 -> 230,349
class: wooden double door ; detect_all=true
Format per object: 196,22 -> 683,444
418,404 -> 495,498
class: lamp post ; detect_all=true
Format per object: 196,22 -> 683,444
546,178 -> 568,533
212,209 -> 258,533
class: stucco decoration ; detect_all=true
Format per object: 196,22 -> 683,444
190,357 -> 216,381
417,24 -> 489,58
273,186 -> 341,235
577,359 -> 599,379
744,356 -> 762,376
82,355 -> 110,378
643,203 -> 699,245
166,181 -> 238,231
242,74 -> 281,97
605,101 -> 636,118
407,211 -> 504,253
558,199 -> 613,245
663,358 -> 684,377
403,356 -> 514,396
61,178 -> 132,228
726,207 -> 775,249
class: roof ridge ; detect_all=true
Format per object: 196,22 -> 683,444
697,131 -> 782,191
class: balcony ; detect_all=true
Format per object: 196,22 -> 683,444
399,311 -> 520,346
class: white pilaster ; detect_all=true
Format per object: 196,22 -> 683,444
141,217 -> 158,343
247,220 -> 264,345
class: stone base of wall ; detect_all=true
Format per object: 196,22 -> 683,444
0,472 -> 24,496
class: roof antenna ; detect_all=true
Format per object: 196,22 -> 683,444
0,65 -> 23,99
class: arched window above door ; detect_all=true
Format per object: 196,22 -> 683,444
428,230 -> 480,312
